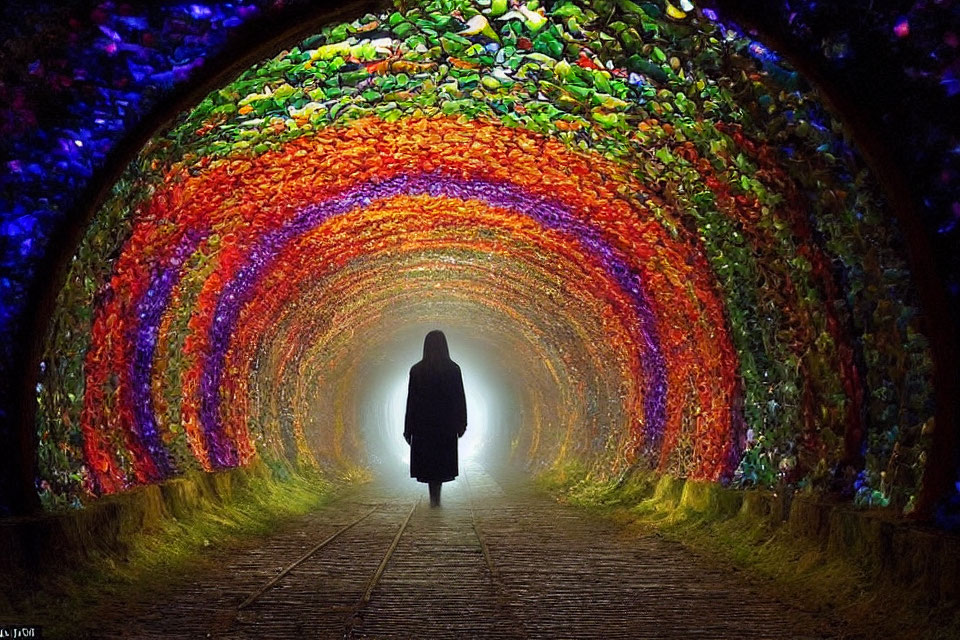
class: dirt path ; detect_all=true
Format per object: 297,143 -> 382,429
82,464 -> 852,639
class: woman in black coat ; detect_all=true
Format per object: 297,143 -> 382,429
404,330 -> 467,507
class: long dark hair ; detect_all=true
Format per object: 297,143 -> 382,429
421,330 -> 451,369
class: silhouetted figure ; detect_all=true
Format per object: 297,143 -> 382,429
404,330 -> 467,507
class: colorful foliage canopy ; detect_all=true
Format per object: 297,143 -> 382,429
35,0 -> 933,515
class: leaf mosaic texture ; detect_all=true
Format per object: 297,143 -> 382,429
27,1 -> 935,516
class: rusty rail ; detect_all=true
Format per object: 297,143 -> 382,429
237,505 -> 378,610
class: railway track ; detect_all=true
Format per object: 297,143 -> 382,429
462,467 -> 499,580
350,469 -> 524,638
236,505 -> 380,611
234,497 -> 420,636
233,469 -> 517,638
88,465 -> 849,639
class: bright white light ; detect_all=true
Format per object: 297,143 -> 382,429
386,376 -> 410,465
460,366 -> 488,461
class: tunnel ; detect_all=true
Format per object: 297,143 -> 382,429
1,1 -> 959,638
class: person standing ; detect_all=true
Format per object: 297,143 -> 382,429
404,330 -> 467,507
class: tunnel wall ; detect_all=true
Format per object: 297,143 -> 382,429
0,0 -> 957,524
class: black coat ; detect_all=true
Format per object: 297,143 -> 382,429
403,360 -> 466,483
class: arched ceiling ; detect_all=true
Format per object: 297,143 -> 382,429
28,0 -> 938,525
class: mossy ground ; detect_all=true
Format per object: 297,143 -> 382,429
2,462 -> 367,638
536,462 -> 960,640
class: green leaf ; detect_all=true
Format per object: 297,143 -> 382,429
552,4 -> 583,19
490,0 -> 508,17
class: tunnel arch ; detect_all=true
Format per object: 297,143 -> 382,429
15,0 -> 944,524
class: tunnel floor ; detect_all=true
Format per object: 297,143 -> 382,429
81,464 -> 853,639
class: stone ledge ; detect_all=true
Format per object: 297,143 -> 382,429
675,482 -> 960,605
0,461 -> 271,579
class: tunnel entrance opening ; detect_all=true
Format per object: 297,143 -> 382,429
23,0 -> 942,532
